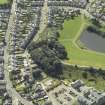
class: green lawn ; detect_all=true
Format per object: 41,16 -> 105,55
59,15 -> 105,69
0,0 -> 8,4
62,65 -> 105,91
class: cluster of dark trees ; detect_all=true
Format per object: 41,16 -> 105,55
32,68 -> 42,79
84,67 -> 105,79
30,46 -> 62,76
87,26 -> 105,38
91,19 -> 102,28
28,37 -> 67,77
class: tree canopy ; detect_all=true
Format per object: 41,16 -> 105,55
28,37 -> 67,76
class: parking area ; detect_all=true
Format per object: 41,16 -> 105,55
48,84 -> 76,105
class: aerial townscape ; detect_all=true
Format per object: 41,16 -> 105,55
0,0 -> 105,105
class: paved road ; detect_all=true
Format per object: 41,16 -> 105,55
4,0 -> 33,105
3,0 -> 49,104
3,0 -> 104,105
33,0 -> 48,42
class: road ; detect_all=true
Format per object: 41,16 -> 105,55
4,0 -> 33,105
3,0 -> 104,105
33,0 -> 48,42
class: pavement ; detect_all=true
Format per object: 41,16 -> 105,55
3,0 -> 105,105
3,0 -> 50,104
4,0 -> 33,105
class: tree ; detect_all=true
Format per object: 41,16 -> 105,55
32,68 -> 42,79
47,39 -> 67,59
28,34 -> 67,77
82,72 -> 88,79
30,47 -> 62,76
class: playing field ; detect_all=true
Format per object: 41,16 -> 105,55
0,0 -> 8,4
59,15 -> 105,69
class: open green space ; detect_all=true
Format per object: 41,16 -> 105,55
62,65 -> 105,91
59,15 -> 105,69
0,0 -> 8,4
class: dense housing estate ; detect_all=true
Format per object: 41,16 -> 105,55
0,4 -> 12,105
48,0 -> 87,8
71,80 -> 105,105
88,0 -> 105,21
0,0 -> 105,105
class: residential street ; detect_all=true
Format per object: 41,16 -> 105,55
4,0 -> 49,104
33,0 -> 48,42
4,0 -> 33,105
1,0 -> 105,105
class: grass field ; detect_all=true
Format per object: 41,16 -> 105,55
62,65 -> 105,91
0,0 -> 8,4
59,15 -> 105,69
